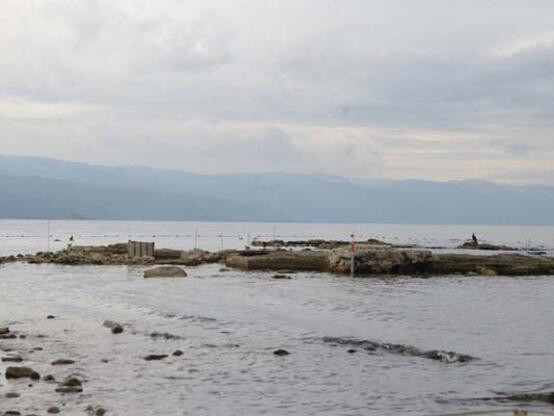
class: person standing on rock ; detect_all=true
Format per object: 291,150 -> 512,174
472,233 -> 478,247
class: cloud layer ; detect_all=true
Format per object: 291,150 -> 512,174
1,0 -> 553,184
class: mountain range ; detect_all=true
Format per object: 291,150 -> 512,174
0,154 -> 552,225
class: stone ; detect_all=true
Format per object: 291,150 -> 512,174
47,407 -> 60,414
0,327 -> 9,335
2,356 -> 23,363
86,405 -> 107,416
103,321 -> 123,334
55,377 -> 83,393
44,374 -> 56,382
144,266 -> 187,278
144,354 -> 168,361
154,248 -> 183,260
272,274 -> 292,279
273,349 -> 290,356
51,359 -> 75,365
5,367 -> 40,380
5,392 -> 20,398
172,350 -> 184,356
47,315 -> 55,319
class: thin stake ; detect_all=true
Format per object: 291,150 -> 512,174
47,220 -> 51,252
350,233 -> 355,277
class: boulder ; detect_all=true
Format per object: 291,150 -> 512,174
144,266 -> 187,278
154,249 -> 183,260
226,251 -> 330,272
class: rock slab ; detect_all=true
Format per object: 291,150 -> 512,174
144,266 -> 187,278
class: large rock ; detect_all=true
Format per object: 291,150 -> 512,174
329,247 -> 434,275
154,249 -> 183,260
144,266 -> 187,278
226,250 -> 330,272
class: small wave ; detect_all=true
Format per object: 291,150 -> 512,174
321,336 -> 477,363
179,315 -> 218,323
150,332 -> 185,340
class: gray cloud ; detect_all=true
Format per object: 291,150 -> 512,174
1,0 -> 554,184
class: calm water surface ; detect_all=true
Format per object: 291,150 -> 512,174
1,221 -> 554,415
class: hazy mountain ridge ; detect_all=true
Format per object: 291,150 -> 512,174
1,155 -> 553,225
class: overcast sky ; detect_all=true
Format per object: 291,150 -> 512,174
1,0 -> 553,184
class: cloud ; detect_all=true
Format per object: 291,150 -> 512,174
1,0 -> 554,184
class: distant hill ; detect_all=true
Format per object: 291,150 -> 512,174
1,154 -> 553,225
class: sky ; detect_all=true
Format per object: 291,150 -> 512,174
1,0 -> 553,185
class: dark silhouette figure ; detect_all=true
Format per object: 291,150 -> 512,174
69,235 -> 74,242
472,233 -> 478,247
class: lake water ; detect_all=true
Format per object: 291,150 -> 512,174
1,220 -> 554,415
1,219 -> 554,256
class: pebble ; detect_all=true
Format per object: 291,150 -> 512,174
2,356 -> 23,363
172,350 -> 184,357
85,405 -> 107,416
103,321 -> 123,334
47,407 -> 60,414
272,274 -> 292,279
55,376 -> 83,393
51,359 -> 75,366
144,354 -> 168,361
273,349 -> 290,356
5,392 -> 20,398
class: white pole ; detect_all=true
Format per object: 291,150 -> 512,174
47,220 -> 51,252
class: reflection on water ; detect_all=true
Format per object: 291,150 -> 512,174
1,262 -> 554,416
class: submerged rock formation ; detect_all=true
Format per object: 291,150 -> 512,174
322,337 -> 476,363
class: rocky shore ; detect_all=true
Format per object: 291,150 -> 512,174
1,241 -> 553,277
